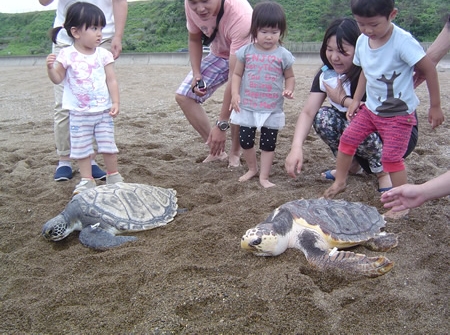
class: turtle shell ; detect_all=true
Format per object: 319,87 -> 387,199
279,198 -> 385,243
73,182 -> 178,232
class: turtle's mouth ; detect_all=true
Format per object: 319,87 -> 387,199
42,223 -> 69,241
42,229 -> 66,241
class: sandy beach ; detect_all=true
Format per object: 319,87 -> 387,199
0,62 -> 449,333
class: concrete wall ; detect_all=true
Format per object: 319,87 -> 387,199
0,52 -> 448,68
0,52 -> 322,67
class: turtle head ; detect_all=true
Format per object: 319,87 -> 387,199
241,223 -> 289,257
241,207 -> 294,256
42,213 -> 74,241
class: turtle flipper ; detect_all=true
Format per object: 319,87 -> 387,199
79,224 -> 138,250
362,233 -> 398,251
307,250 -> 394,278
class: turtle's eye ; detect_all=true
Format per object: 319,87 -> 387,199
251,237 -> 262,246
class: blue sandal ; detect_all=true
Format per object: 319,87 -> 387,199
378,187 -> 392,193
322,170 -> 335,181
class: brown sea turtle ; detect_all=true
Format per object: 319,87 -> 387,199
42,183 -> 179,250
241,198 -> 398,277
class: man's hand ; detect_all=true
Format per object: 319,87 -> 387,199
206,126 -> 226,156
110,36 -> 123,59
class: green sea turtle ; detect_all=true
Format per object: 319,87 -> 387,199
241,198 -> 398,277
42,183 -> 179,250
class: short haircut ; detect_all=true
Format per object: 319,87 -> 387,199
250,1 -> 287,43
350,0 -> 394,19
51,2 -> 106,43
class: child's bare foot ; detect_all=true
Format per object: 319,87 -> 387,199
228,154 -> 241,168
323,182 -> 346,198
203,151 -> 227,163
239,170 -> 258,182
260,179 -> 275,188
384,208 -> 409,220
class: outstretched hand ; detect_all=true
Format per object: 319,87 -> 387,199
381,185 -> 426,212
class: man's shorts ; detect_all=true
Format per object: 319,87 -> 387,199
176,53 -> 229,103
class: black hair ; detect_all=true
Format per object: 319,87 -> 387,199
350,0 -> 394,19
50,2 -> 106,44
250,1 -> 287,44
319,18 -> 361,86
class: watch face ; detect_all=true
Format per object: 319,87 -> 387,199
217,121 -> 229,130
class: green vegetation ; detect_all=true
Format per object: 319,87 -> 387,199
0,0 -> 448,56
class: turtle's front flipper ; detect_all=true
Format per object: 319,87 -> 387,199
308,250 -> 394,278
79,224 -> 138,250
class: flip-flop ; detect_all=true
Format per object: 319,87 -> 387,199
322,170 -> 335,181
378,187 -> 392,193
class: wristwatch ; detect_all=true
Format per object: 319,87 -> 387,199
216,120 -> 230,131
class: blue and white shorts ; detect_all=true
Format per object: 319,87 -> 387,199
69,110 -> 118,159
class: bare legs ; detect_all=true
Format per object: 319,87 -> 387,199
324,151 -> 402,202
78,153 -> 118,179
323,151 -> 353,198
239,149 -> 275,188
175,94 -> 211,141
175,94 -> 240,167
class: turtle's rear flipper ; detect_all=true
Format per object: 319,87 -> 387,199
79,224 -> 138,250
308,250 -> 394,278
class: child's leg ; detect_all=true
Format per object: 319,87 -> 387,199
103,153 -> 118,174
239,147 -> 258,182
389,170 -> 407,188
323,106 -> 376,198
96,110 -> 120,182
229,124 -> 241,167
78,157 -> 92,179
377,114 -> 416,188
103,153 -> 124,184
324,151 -> 353,198
258,127 -> 278,188
259,150 -> 275,188
239,126 -> 258,182
72,156 -> 96,195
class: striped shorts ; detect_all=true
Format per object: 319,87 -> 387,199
69,110 -> 118,159
175,53 -> 229,103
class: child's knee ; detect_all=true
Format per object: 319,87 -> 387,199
259,127 -> 278,152
382,160 -> 405,173
240,126 -> 256,149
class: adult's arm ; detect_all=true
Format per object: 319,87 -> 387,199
381,171 -> 450,211
414,16 -> 450,87
285,91 -> 326,178
207,54 -> 238,156
110,0 -> 128,59
188,32 -> 204,88
414,55 -> 444,129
